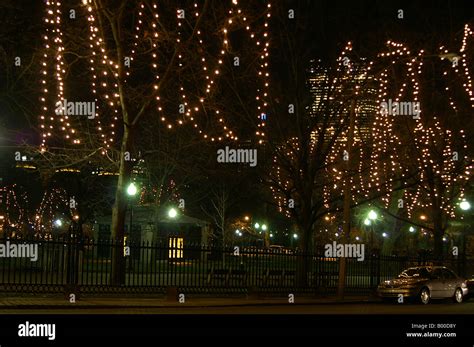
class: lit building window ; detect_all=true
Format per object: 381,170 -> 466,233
169,237 -> 184,259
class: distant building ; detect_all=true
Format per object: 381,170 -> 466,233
94,205 -> 211,260
307,59 -> 378,141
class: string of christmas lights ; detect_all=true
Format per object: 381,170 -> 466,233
368,41 -> 413,207
367,37 -> 473,225
253,2 -> 271,143
86,1 -> 108,149
39,1 -> 270,148
39,1 -> 80,148
168,1 -> 240,141
0,185 -> 30,236
34,188 -> 73,236
85,0 -> 119,149
271,34 -> 472,234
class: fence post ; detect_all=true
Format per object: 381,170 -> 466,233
369,250 -> 374,288
64,230 -> 81,300
376,251 -> 381,287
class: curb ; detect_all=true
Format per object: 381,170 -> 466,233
0,299 -> 381,310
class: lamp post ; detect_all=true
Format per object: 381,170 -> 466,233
364,218 -> 372,250
459,200 -> 471,269
127,182 -> 138,240
253,222 -> 269,247
366,210 -> 378,252
365,210 -> 377,289
261,224 -> 268,246
291,233 -> 298,248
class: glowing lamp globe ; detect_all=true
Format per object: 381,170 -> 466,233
460,200 -> 471,211
127,183 -> 138,196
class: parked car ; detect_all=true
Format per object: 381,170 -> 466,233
241,246 -> 266,257
376,266 -> 468,304
268,245 -> 294,254
466,276 -> 474,300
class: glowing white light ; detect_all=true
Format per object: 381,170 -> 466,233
127,183 -> 137,196
460,200 -> 471,211
368,210 -> 378,220
168,208 -> 178,218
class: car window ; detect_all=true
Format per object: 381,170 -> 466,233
431,269 -> 443,279
441,269 -> 457,279
399,268 -> 430,278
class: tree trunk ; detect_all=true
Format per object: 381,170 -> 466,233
296,223 -> 311,288
432,209 -> 444,262
110,128 -> 133,285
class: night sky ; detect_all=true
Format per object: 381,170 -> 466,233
1,0 -> 474,135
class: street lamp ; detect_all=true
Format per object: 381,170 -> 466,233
127,182 -> 138,196
460,200 -> 471,211
408,226 -> 417,253
261,224 -> 268,231
459,199 -> 471,261
366,210 -> 378,251
127,182 -> 138,237
168,208 -> 178,219
254,222 -> 260,229
368,210 -> 377,221
52,218 -> 64,237
290,233 -> 298,248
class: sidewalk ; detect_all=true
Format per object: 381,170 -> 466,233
0,294 -> 379,310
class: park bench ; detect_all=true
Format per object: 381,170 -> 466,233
206,266 -> 247,286
261,269 -> 295,286
312,270 -> 339,287
228,269 -> 248,286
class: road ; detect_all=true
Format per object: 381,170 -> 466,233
2,301 -> 473,342
2,300 -> 474,314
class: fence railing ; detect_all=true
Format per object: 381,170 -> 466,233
0,236 -> 471,295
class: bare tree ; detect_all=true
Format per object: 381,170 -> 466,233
201,187 -> 230,244
364,38 -> 474,259
28,0 -> 269,284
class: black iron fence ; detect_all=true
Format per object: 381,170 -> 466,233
0,236 -> 472,296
